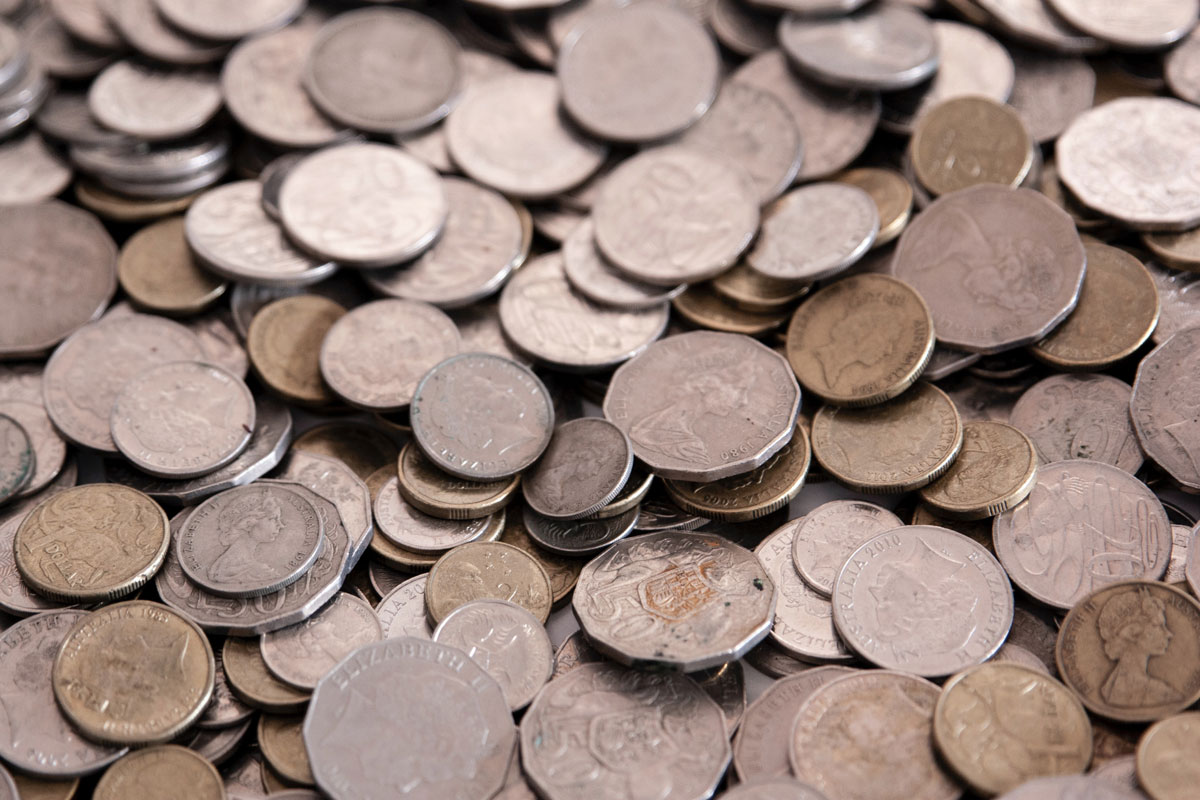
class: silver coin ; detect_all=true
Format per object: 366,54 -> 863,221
87,61 -> 221,141
499,252 -> 669,371
376,573 -> 432,639
374,477 -> 499,553
1189,523 -> 1200,597
1166,28 -> 1200,105
110,361 -> 255,479
529,203 -> 585,243
747,183 -> 878,282
276,451 -> 373,568
35,91 -> 129,148
1007,48 -> 1096,144
1147,260 -> 1200,345
635,495 -> 708,531
732,49 -> 880,181
557,2 -> 719,142
0,365 -> 41,406
523,417 -> 632,520
102,0 -> 228,66
304,637 -> 515,800
198,646 -> 254,730
0,133 -> 71,205
154,0 -> 304,41
432,598 -> 553,711
1009,374 -> 1143,473
368,559 -> 405,599
993,460 -> 1170,610
0,201 -> 116,361
70,129 -> 230,183
363,177 -> 524,309
446,71 -> 607,199
573,530 -> 776,671
450,303 -> 530,366
303,8 -> 462,135
603,331 -> 800,481
674,81 -> 804,204
1058,98 -> 1200,231
996,775 -> 1146,800
521,662 -> 729,800
789,501 -> 904,597
0,415 -> 32,504
711,0 -> 778,57
1131,327 -> 1200,490
95,159 -> 227,200
258,152 -> 305,222
694,659 -> 747,736
975,0 -> 1102,53
25,10 -> 114,80
185,311 -> 250,380
833,526 -> 1013,677
719,778 -> 833,800
261,592 -> 382,691
46,0 -> 121,48
0,609 -> 126,777
178,484 -> 324,599
562,220 -> 685,310
522,504 -> 638,555
592,146 -> 759,286
221,22 -> 348,150
892,185 -> 1086,353
779,3 -> 939,91
0,401 -> 63,499
0,516 -> 64,616
1165,524 -> 1193,585
755,520 -> 854,664
184,716 -> 253,766
551,629 -> 602,679
279,143 -> 448,268
746,0 -> 870,13
1046,0 -> 1197,49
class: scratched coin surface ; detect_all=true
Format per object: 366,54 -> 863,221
522,417 -> 632,520
375,573 -> 433,639
918,420 -> 1039,520
1137,712 -> 1200,800
832,525 -> 1013,677
1131,327 -> 1200,491
425,541 -> 552,625
1057,581 -> 1200,723
521,662 -> 730,800
747,183 -> 879,282
603,331 -> 800,481
994,461 -> 1171,611
1009,374 -> 1143,473
572,530 -> 776,671
791,500 -> 904,597
375,478 -> 501,553
260,592 -> 382,691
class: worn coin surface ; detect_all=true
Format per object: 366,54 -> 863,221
0,415 -> 32,504
274,455 -> 373,566
116,217 -> 226,316
397,442 -> 520,520
522,417 -> 632,520
93,745 -> 223,800
1009,374 -> 1143,473
911,96 -> 1033,197
261,593 -> 382,691
791,500 -> 904,597
1131,328 -> 1200,491
53,601 -> 214,745
222,636 -> 309,714
154,0 -> 303,40
258,714 -> 313,787
562,220 -> 686,311
934,662 -> 1093,796
1144,227 -> 1200,273
1047,0 -> 1197,49
425,541 -> 552,625
521,662 -> 730,800
1008,48 -> 1097,145
1137,712 -> 1200,800
1057,581 -> 1200,723
87,61 -> 221,141
499,508 -> 583,605
604,331 -> 800,481
248,296 -> 344,408
833,525 -> 1013,677
375,478 -> 501,553
835,167 -> 914,247
522,503 -> 638,556
304,637 -> 515,800
918,420 -> 1038,520
747,183 -> 878,282
375,574 -> 433,640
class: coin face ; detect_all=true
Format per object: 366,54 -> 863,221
562,220 -> 685,311
833,526 -> 1013,677
1137,712 -> 1200,800
396,441 -> 519,520
375,478 -> 501,554
222,637 -> 309,714
1047,0 -> 1197,49
0,414 -> 32,504
247,296 -> 344,408
1007,48 -> 1097,145
523,418 -> 632,520
911,96 -> 1033,197
522,504 -> 638,556
604,331 -> 800,481
790,500 -> 904,597
304,637 -> 515,800
521,662 -> 730,800
426,541 -> 552,625
116,216 -> 226,315
747,183 -> 879,282
88,61 -> 221,140
1131,327 -> 1200,491
260,593 -> 383,691
918,420 -> 1038,520
1058,581 -> 1200,723
93,745 -> 223,800
376,574 -> 433,640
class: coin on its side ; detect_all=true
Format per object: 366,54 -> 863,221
790,500 -> 904,597
911,96 -> 1034,197
93,745 -> 223,800
918,420 -> 1038,520
1057,581 -> 1200,724
53,601 -> 214,745
426,541 -> 552,625
934,663 -> 1093,796
1137,712 -> 1200,800
0,414 -> 33,504
786,274 -> 934,407
397,441 -> 520,520
260,593 -> 382,691
116,216 -> 226,315
523,417 -> 632,520
222,637 -> 309,714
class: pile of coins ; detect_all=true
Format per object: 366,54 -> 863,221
3,0 -> 1200,799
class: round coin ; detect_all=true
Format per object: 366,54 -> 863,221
1008,48 -> 1098,145
1137,712 -> 1200,800
562,220 -> 686,311
1046,0 -> 1197,49
672,285 -> 793,336
911,96 -> 1034,197
248,295 -> 345,408
221,637 -> 309,714
0,401 -> 63,499
258,714 -> 313,787
93,745 -> 222,800
116,217 -> 227,315
791,500 -> 904,597
747,183 -> 878,283
260,593 -> 382,691
375,478 -> 502,554
522,504 -> 639,556
375,573 -> 433,640
918,420 -> 1038,520
154,0 -> 303,40
426,541 -> 552,625
522,417 -> 632,520
1131,327 -> 1200,491
0,414 -> 32,504
87,61 -> 221,141
396,441 -> 520,520
834,167 -> 914,248
0,133 -> 72,206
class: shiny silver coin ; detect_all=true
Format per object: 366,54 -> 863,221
375,573 -> 432,639
1132,327 -> 1200,491
87,60 -> 222,141
747,182 -> 878,281
276,451 -> 374,568
790,500 -> 905,597
0,133 -> 72,205
374,477 -> 500,554
523,417 -> 632,520
522,504 -> 638,555
0,413 -> 32,504
260,592 -> 382,691
153,0 -> 304,41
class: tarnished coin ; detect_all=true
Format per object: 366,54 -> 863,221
995,461 -> 1170,611
911,96 -> 1034,197
248,296 -> 344,408
778,2 -> 939,91
94,745 -> 223,800
791,500 -> 904,597
117,217 -> 226,315
918,421 -> 1038,520
892,185 -> 1086,353
397,442 -> 519,520
1137,712 -> 1200,800
320,299 -> 459,412
1131,328 -> 1200,491
604,331 -> 800,481
789,671 -> 960,800
786,274 -> 933,407
1057,581 -> 1200,723
304,637 -> 516,800
1009,374 -> 1143,473
1046,0 -> 1197,49
523,418 -> 632,520
562,220 -> 686,311
376,574 -> 433,640
178,485 -> 323,599
375,477 -> 502,554
1144,227 -> 1200,273
258,715 -> 312,788
573,531 -> 775,671
672,285 -> 793,336
154,0 -> 303,40
522,504 -> 638,555
222,637 -> 309,714
0,414 -> 31,504
88,61 -> 221,141
432,598 -> 552,711
16,484 -> 169,603
53,601 -> 214,745
521,662 -> 729,800
1147,262 -> 1200,345
593,146 -> 759,286
0,133 -> 71,206
260,593 -> 382,691
279,143 -> 448,268
747,183 -> 879,282
0,401 -> 62,500
934,662 -> 1093,796
0,201 -> 116,360
835,167 -> 914,248
833,526 -> 1013,677
811,382 -> 963,493
426,541 -> 552,625
1008,48 -> 1097,145
275,454 -> 373,565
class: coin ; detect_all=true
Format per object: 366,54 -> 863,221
720,779 -> 832,800
0,414 -> 32,504
375,477 -> 502,554
274,454 -> 373,568
997,775 -> 1145,799
1031,241 -> 1159,370
154,0 -> 303,40
1143,227 -> 1200,272
1008,48 -> 1097,145
452,302 -> 532,367
523,418 -> 632,520
260,593 -> 382,691
604,330 -> 800,481
94,745 -> 223,800
0,132 -> 68,205
10,773 -> 79,800
375,573 -> 433,640
426,540 -> 552,625
102,0 -> 227,68
197,644 -> 253,730
522,503 -> 638,555
116,217 -> 225,316
498,506 -> 583,605
46,0 -> 121,48
672,285 -> 793,336
521,662 -> 729,800
918,420 -> 1038,520
934,662 -> 1093,796
1058,581 -> 1200,723
790,500 -> 904,597
257,715 -> 312,788
747,183 -> 879,283
0,403 -> 60,502
222,637 -> 309,714
1137,712 -> 1200,800
562,220 -> 686,311
1131,328 -> 1200,491
789,671 -> 959,800
304,637 -> 515,800
912,96 -> 1034,197
834,167 -> 914,248
396,441 -> 519,520
711,263 -> 811,314
972,0 -> 1100,52
87,61 -> 220,141
1046,0 -> 1196,49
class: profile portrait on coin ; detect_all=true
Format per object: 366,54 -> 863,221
207,492 -> 290,584
117,372 -> 244,455
810,311 -> 907,395
630,366 -> 750,465
0,638 -> 64,758
1096,588 -> 1185,709
424,372 -> 544,458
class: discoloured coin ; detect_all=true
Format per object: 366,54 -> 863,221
222,637 -> 309,714
911,96 -> 1033,197
748,183 -> 878,282
397,441 -> 520,520
0,401 -> 62,500
918,421 -> 1038,520
258,715 -> 312,787
1137,712 -> 1200,800
1144,227 -> 1200,273
117,217 -> 226,315
375,477 -> 502,554
88,61 -> 221,141
426,541 -> 552,625
791,500 -> 904,597
1131,328 -> 1200,491
834,167 -> 913,248
1009,374 -> 1143,473
93,745 -> 223,800
711,263 -> 811,314
260,593 -> 382,691
523,418 -> 632,520
248,296 -> 344,408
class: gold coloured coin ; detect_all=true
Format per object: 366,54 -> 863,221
368,510 -> 506,573
835,167 -> 914,247
1136,712 -> 1200,800
663,424 -> 810,522
74,180 -> 201,223
53,601 -> 215,745
672,284 -> 791,336
12,774 -> 79,800
222,637 -> 309,714
786,273 -> 934,407
918,420 -> 1038,520
94,745 -> 223,800
397,441 -> 520,520
911,96 -> 1034,197
292,421 -> 400,481
116,217 -> 227,316
811,382 -> 963,493
1030,241 -> 1159,371
247,295 -> 345,408
258,715 -> 314,787
425,540 -> 553,625
711,263 -> 811,313
499,505 -> 582,608
1143,228 -> 1200,273
15,484 -> 169,602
